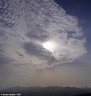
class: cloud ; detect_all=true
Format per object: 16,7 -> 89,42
0,0 -> 87,69
0,54 -> 12,66
26,28 -> 49,42
15,51 -> 24,57
24,42 -> 51,58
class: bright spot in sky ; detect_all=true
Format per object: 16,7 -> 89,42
42,42 -> 55,52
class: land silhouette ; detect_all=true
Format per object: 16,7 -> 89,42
0,86 -> 91,96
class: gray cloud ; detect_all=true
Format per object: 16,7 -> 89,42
0,54 -> 12,66
0,30 -> 5,37
0,43 -> 6,53
26,28 -> 49,42
15,51 -> 24,57
24,42 -> 51,59
0,19 -> 14,28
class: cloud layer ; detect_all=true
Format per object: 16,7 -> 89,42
0,0 -> 86,69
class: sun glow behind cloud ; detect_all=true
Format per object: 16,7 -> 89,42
0,0 -> 87,69
42,41 -> 56,52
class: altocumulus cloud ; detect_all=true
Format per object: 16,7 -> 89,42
0,0 -> 86,69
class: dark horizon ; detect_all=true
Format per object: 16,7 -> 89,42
0,86 -> 91,96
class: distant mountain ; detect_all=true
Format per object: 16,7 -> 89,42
0,86 -> 91,96
0,86 -> 26,92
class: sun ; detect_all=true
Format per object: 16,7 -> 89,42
42,41 -> 55,52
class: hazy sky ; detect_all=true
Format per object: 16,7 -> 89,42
0,0 -> 91,88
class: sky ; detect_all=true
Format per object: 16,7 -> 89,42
0,0 -> 91,88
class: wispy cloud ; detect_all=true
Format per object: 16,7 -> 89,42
0,0 -> 86,69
